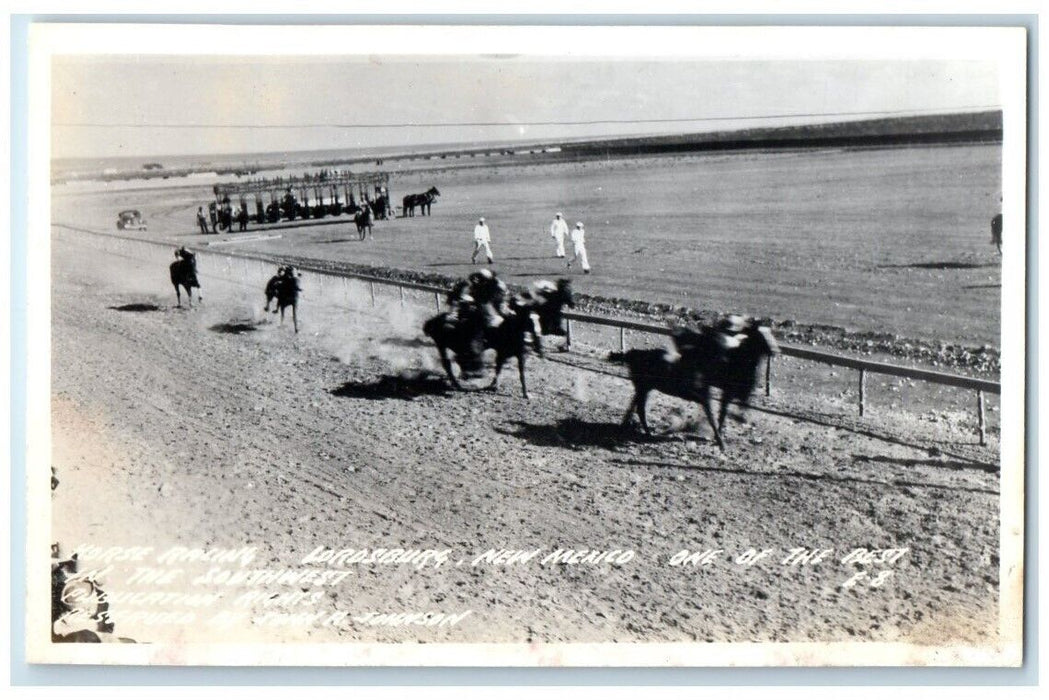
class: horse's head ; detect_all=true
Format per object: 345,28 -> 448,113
429,187 -> 441,197
742,322 -> 779,359
554,278 -> 575,308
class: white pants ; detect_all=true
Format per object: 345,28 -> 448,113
553,234 -> 565,257
569,242 -> 589,271
472,240 -> 493,262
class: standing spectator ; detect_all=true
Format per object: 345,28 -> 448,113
237,206 -> 249,232
471,217 -> 494,264
196,207 -> 209,235
549,212 -> 568,258
567,221 -> 591,274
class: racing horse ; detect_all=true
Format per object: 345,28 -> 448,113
402,186 -> 441,217
608,318 -> 779,451
354,205 -> 373,240
991,213 -> 1003,254
423,280 -> 574,399
264,267 -> 301,333
169,248 -> 201,308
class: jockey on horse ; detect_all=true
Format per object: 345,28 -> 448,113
441,269 -> 510,378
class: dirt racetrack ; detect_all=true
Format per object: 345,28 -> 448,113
50,227 -> 1001,651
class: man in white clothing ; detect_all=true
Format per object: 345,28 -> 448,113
471,217 -> 494,264
567,221 -> 591,273
549,212 -> 568,258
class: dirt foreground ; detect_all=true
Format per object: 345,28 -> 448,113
46,229 -> 1003,663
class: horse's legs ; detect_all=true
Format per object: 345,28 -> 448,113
173,284 -> 181,308
516,352 -> 528,399
717,391 -> 732,432
636,390 -> 652,434
698,389 -> 725,451
487,353 -> 503,391
279,305 -> 285,327
184,285 -> 193,309
437,346 -> 462,389
621,393 -> 638,427
291,303 -> 298,334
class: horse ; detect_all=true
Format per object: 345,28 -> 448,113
369,195 -> 390,221
264,269 -> 300,333
520,279 -> 575,341
263,267 -> 285,313
354,206 -> 373,240
991,213 -> 1002,254
169,250 -> 201,308
608,319 -> 779,451
402,186 -> 441,217
423,281 -> 574,399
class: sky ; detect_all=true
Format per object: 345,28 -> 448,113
50,56 -> 1000,161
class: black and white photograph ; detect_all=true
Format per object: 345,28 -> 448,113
25,22 -> 1026,667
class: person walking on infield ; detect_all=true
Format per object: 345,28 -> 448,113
567,221 -> 591,273
550,212 -> 568,258
196,207 -> 210,235
471,217 -> 494,264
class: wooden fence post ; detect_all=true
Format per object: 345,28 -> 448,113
858,368 -> 867,417
399,285 -> 405,307
765,354 -> 772,398
369,281 -> 376,306
434,291 -> 441,312
977,390 -> 986,446
565,319 -> 573,350
619,327 -> 626,352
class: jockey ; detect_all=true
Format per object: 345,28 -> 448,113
529,279 -> 558,301
264,267 -> 285,313
445,279 -> 475,324
281,265 -> 301,291
175,246 -> 195,264
712,314 -> 748,350
469,269 -> 509,329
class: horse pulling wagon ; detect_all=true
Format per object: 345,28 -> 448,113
207,170 -> 393,232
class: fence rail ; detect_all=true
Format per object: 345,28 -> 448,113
54,224 -> 1001,444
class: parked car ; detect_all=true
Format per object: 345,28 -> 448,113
116,210 -> 147,231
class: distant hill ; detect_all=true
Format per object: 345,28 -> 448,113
554,111 -> 1002,157
52,111 -> 1002,185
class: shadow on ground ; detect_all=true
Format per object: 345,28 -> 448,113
329,371 -> 451,400
498,418 -> 683,449
210,320 -> 264,334
317,237 -> 365,244
378,336 -> 432,349
877,261 -> 998,270
109,303 -> 163,312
